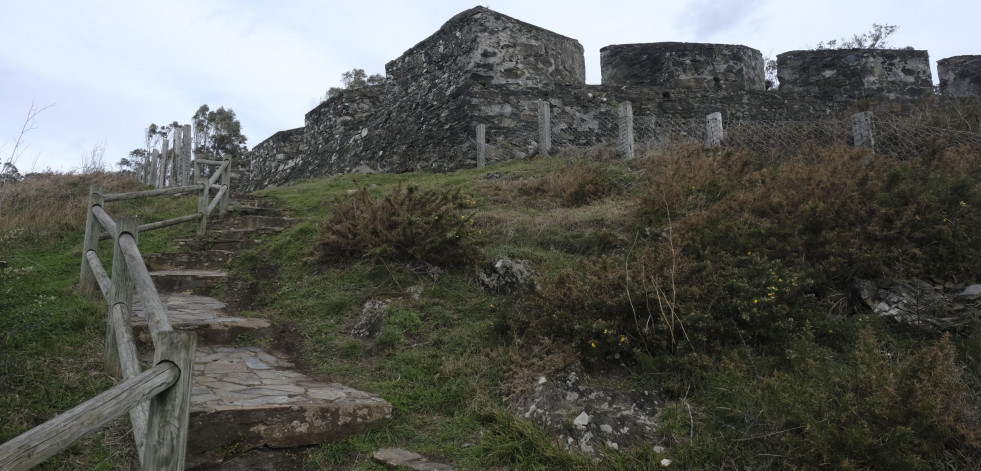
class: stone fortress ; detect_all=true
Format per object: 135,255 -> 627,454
241,6 -> 981,191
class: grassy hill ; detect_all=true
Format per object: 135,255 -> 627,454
2,139 -> 979,469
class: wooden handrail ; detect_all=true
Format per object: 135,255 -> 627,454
109,303 -> 149,460
118,233 -> 173,339
207,185 -> 228,215
104,184 -> 204,202
208,160 -> 229,186
0,362 -> 179,470
194,158 -> 224,165
91,205 -> 118,240
98,213 -> 203,241
84,250 -> 111,297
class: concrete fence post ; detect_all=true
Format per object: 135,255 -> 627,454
538,100 -> 551,157
476,124 -> 486,168
852,111 -> 875,151
79,184 -> 104,295
706,112 -> 724,148
618,101 -> 634,160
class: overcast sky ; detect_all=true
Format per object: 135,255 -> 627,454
1,0 -> 978,174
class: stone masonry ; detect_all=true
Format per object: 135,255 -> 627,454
243,6 -> 975,191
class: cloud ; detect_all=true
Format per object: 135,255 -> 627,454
679,0 -> 770,41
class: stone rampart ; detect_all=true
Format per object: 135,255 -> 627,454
938,55 -> 981,97
241,7 -> 976,191
777,49 -> 933,102
600,43 -> 764,91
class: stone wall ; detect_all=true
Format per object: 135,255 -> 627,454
600,43 -> 764,92
242,7 -> 975,191
777,49 -> 933,102
938,55 -> 981,97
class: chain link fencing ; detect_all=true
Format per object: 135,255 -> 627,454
474,103 -> 981,164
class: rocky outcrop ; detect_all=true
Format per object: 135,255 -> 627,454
515,365 -> 662,455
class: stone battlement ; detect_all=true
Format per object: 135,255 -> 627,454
242,6 -> 979,191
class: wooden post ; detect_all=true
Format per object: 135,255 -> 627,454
79,185 -> 104,295
149,149 -> 159,188
220,157 -> 231,217
143,330 -> 196,471
476,124 -> 486,168
158,139 -> 170,188
618,101 -> 634,160
182,124 -> 193,186
538,100 -> 551,157
173,128 -> 184,187
106,217 -> 138,378
197,161 -> 209,237
705,112 -> 724,149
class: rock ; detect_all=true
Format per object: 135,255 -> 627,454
956,284 -> 981,300
871,278 -> 964,332
851,278 -> 879,309
514,364 -> 662,456
372,448 -> 455,470
478,257 -> 537,295
350,300 -> 390,338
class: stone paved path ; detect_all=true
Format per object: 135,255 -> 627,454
137,195 -> 391,469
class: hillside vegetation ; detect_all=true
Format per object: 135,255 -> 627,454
2,136 -> 980,469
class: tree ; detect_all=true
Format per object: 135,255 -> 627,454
2,101 -> 54,184
816,23 -> 899,50
322,68 -> 385,102
192,105 -> 247,161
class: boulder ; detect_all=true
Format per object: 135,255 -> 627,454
350,300 -> 390,338
478,257 -> 537,295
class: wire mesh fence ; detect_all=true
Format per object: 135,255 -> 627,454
474,102 -> 981,165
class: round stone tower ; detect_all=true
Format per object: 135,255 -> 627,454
937,55 -> 981,97
600,42 -> 765,91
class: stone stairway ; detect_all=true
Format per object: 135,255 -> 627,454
134,194 -> 392,469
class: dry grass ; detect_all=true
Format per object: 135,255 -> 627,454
0,171 -> 141,246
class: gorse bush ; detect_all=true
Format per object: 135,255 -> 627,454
312,184 -> 483,267
513,159 -> 620,207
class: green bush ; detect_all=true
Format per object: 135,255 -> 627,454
312,184 -> 483,267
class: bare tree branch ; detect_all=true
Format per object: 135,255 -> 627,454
5,101 -> 55,166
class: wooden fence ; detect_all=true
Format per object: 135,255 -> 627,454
0,158 -> 232,470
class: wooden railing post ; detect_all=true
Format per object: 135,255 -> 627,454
106,217 -> 138,378
220,157 -> 231,217
197,161 -> 209,237
143,330 -> 196,471
79,185 -> 104,295
706,111 -> 724,149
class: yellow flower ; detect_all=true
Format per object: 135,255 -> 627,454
590,341 -> 597,348
753,299 -> 758,304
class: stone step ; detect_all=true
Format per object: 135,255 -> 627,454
213,215 -> 299,232
143,250 -> 236,272
131,293 -> 272,346
172,228 -> 281,252
185,346 -> 392,468
149,269 -> 227,295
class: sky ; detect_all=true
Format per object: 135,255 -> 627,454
1,0 -> 978,174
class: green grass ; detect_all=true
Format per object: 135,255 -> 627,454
3,139 -> 980,470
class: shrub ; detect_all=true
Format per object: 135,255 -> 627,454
514,159 -> 619,207
312,184 -> 482,267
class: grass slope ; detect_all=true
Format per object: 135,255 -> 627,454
2,137 -> 980,469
